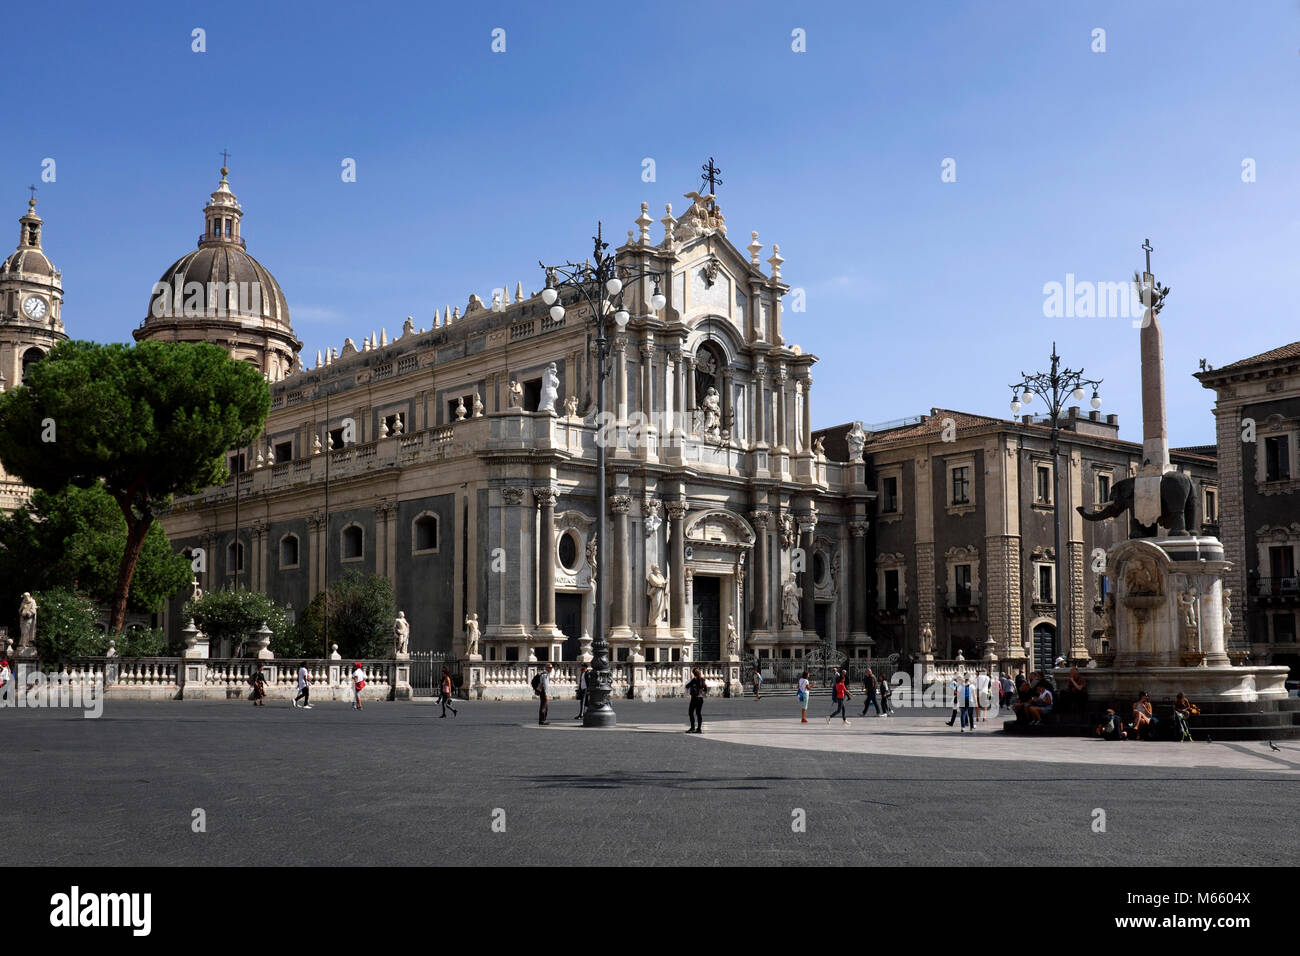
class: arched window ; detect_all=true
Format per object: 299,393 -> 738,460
341,524 -> 364,561
226,539 -> 244,573
412,513 -> 439,554
20,347 -> 44,384
279,534 -> 300,569
558,530 -> 579,572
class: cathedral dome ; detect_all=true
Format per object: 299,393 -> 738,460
1,247 -> 56,278
135,166 -> 300,381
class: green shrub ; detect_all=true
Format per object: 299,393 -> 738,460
32,587 -> 101,661
184,588 -> 289,657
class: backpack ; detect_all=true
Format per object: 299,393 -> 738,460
531,673 -> 543,695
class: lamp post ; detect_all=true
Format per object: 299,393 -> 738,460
1008,342 -> 1102,666
540,223 -> 665,728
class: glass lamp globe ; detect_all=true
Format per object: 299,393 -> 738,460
614,309 -> 630,328
549,305 -> 565,322
650,292 -> 666,311
1072,387 -> 1085,401
1090,392 -> 1102,410
541,287 -> 558,306
1010,400 -> 1021,415
605,278 -> 623,296
1021,390 -> 1033,405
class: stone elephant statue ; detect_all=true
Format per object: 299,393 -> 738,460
1077,471 -> 1196,537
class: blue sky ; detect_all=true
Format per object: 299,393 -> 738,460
9,0 -> 1300,445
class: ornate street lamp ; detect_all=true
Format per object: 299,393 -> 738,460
1008,342 -> 1102,666
540,223 -> 665,728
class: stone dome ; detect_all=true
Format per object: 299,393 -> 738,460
0,247 -> 56,278
147,244 -> 290,326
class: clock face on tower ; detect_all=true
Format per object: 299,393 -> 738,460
22,295 -> 47,320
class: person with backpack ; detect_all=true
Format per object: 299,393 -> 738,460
945,676 -> 960,727
351,662 -> 366,710
533,663 -> 552,725
574,663 -> 590,720
860,668 -> 880,716
250,664 -> 267,707
751,666 -> 762,700
439,666 -> 458,718
879,672 -> 892,716
825,670 -> 851,724
797,670 -> 812,723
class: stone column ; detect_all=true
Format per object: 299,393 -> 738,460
533,487 -> 559,636
668,501 -> 688,634
721,367 -> 733,438
610,495 -> 632,634
850,519 -> 871,639
749,510 -> 771,632
684,356 -> 696,427
800,376 -> 813,453
614,338 -> 629,423
799,512 -> 818,639
640,342 -> 654,418
752,364 -> 767,447
775,367 -> 788,451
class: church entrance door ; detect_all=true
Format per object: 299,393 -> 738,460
556,593 -> 582,660
692,576 -> 721,660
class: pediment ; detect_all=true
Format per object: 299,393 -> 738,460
684,508 -> 755,547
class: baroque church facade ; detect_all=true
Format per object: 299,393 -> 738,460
149,170 -> 877,663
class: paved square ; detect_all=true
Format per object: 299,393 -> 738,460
3,696 -> 1296,866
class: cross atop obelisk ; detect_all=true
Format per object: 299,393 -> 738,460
1135,238 -> 1172,476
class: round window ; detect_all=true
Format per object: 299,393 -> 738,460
558,531 -> 579,571
814,552 -> 829,587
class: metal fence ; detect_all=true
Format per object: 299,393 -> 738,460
409,651 -> 461,697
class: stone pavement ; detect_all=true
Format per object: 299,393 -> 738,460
2,696 -> 1296,866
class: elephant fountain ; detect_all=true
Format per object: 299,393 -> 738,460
1077,471 -> 1196,538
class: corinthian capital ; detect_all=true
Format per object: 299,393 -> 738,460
665,500 -> 688,521
749,509 -> 772,528
532,487 -> 558,509
609,495 -> 632,515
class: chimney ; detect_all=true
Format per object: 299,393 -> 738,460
1068,405 -> 1080,419
1106,414 -> 1118,426
1022,415 -> 1033,425
1089,411 -> 1100,421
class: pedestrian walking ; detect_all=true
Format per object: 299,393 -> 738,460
535,662 -> 552,725
574,663 -> 589,720
976,670 -> 991,723
291,662 -> 312,709
751,666 -> 763,700
797,670 -> 813,723
0,659 -> 10,702
860,668 -> 880,716
250,664 -> 267,706
438,666 -> 458,717
959,675 -> 977,732
351,662 -> 366,710
879,672 -> 892,716
685,667 -> 707,733
826,670 -> 851,724
945,677 -> 959,727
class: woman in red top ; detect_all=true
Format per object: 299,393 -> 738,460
825,670 -> 852,724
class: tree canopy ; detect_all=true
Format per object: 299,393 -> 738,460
0,340 -> 269,633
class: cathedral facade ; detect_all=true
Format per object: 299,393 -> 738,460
152,173 -> 876,663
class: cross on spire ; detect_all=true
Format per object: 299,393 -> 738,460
1141,237 -> 1153,275
220,148 -> 231,177
27,184 -> 36,205
700,157 -> 723,204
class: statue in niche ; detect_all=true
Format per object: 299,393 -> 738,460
1123,557 -> 1161,596
781,575 -> 802,628
508,380 -> 523,408
538,363 -> 560,413
464,613 -> 481,657
393,611 -> 410,656
701,387 -> 721,438
1179,588 -> 1199,631
920,622 -> 934,655
646,564 -> 668,625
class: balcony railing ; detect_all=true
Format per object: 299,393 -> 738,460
1251,576 -> 1300,602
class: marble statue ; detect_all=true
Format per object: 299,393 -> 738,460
564,395 -> 578,418
726,614 -> 739,656
455,397 -> 468,421
1125,558 -> 1161,596
646,564 -> 668,625
701,386 -> 721,437
846,421 -> 867,462
538,363 -> 560,413
393,611 -> 410,656
921,622 -> 934,654
508,379 -> 523,409
781,575 -> 802,628
586,533 -> 598,580
1179,588 -> 1199,630
464,612 -> 481,656
779,514 -> 796,552
1222,588 -> 1233,636
17,592 -> 37,652
812,435 -> 825,457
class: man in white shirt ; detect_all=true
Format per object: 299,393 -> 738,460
0,659 -> 10,702
538,663 -> 552,725
976,670 -> 991,722
351,663 -> 366,711
292,663 -> 312,709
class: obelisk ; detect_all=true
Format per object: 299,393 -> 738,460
1137,239 -> 1170,477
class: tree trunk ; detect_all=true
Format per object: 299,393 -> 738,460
109,500 -> 153,635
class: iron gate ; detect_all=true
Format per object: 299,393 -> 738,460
409,651 -> 461,698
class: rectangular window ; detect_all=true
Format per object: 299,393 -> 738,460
1270,546 -> 1296,580
329,427 -> 345,449
951,466 -> 970,505
955,564 -> 972,605
884,569 -> 900,610
1036,465 -> 1052,503
1038,565 -> 1054,603
504,646 -> 518,662
880,476 -> 898,513
274,441 -> 292,463
1098,473 -> 1111,503
1203,488 -> 1217,523
1274,613 -> 1297,644
1265,435 -> 1291,481
228,452 -> 245,475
